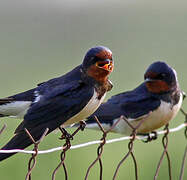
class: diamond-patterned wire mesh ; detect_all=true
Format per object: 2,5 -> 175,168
0,109 -> 186,180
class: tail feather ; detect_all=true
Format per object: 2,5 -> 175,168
0,133 -> 33,161
0,126 -> 49,161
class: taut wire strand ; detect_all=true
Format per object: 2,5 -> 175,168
0,123 -> 186,155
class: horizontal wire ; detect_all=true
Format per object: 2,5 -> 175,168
0,123 -> 186,155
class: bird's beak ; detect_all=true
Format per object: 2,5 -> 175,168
96,59 -> 114,72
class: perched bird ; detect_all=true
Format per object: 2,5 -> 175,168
0,46 -> 114,161
76,61 -> 183,136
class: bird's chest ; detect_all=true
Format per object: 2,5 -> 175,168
132,96 -> 183,133
113,94 -> 183,135
63,90 -> 106,126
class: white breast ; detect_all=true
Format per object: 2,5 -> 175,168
63,89 -> 106,126
113,92 -> 183,135
85,93 -> 183,135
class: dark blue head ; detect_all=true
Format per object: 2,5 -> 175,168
82,46 -> 114,82
83,46 -> 113,69
144,61 -> 178,94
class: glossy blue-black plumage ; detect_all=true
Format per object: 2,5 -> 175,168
86,61 -> 182,130
8,65 -> 82,102
86,82 -> 161,125
0,46 -> 113,161
0,65 -> 95,161
16,78 -> 93,133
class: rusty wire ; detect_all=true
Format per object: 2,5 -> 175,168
85,116 -> 122,180
154,124 -> 171,180
113,113 -> 151,180
52,121 -> 86,180
0,110 -> 187,180
179,108 -> 187,180
25,128 -> 49,180
51,140 -> 69,180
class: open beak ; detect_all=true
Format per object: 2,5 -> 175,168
96,59 -> 114,72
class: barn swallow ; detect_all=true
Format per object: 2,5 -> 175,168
0,46 -> 114,161
76,61 -> 183,136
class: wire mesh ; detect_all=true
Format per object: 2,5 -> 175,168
0,109 -> 186,180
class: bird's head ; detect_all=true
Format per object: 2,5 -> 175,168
82,46 -> 114,83
144,61 -> 178,94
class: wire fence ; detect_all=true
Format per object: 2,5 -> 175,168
0,109 -> 187,180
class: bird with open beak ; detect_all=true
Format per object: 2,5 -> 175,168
0,46 -> 114,161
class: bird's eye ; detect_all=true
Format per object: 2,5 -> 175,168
158,73 -> 166,79
97,62 -> 106,67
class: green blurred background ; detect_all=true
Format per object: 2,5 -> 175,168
0,0 -> 187,179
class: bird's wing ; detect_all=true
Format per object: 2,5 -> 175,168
86,102 -> 122,125
0,88 -> 36,105
107,83 -> 161,119
0,98 -> 14,105
120,97 -> 161,119
15,80 -> 93,134
87,83 -> 161,123
88,96 -> 160,122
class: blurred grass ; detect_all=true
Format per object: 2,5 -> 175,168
0,0 -> 187,179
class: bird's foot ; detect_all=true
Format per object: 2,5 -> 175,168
141,131 -> 158,143
59,127 -> 74,141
